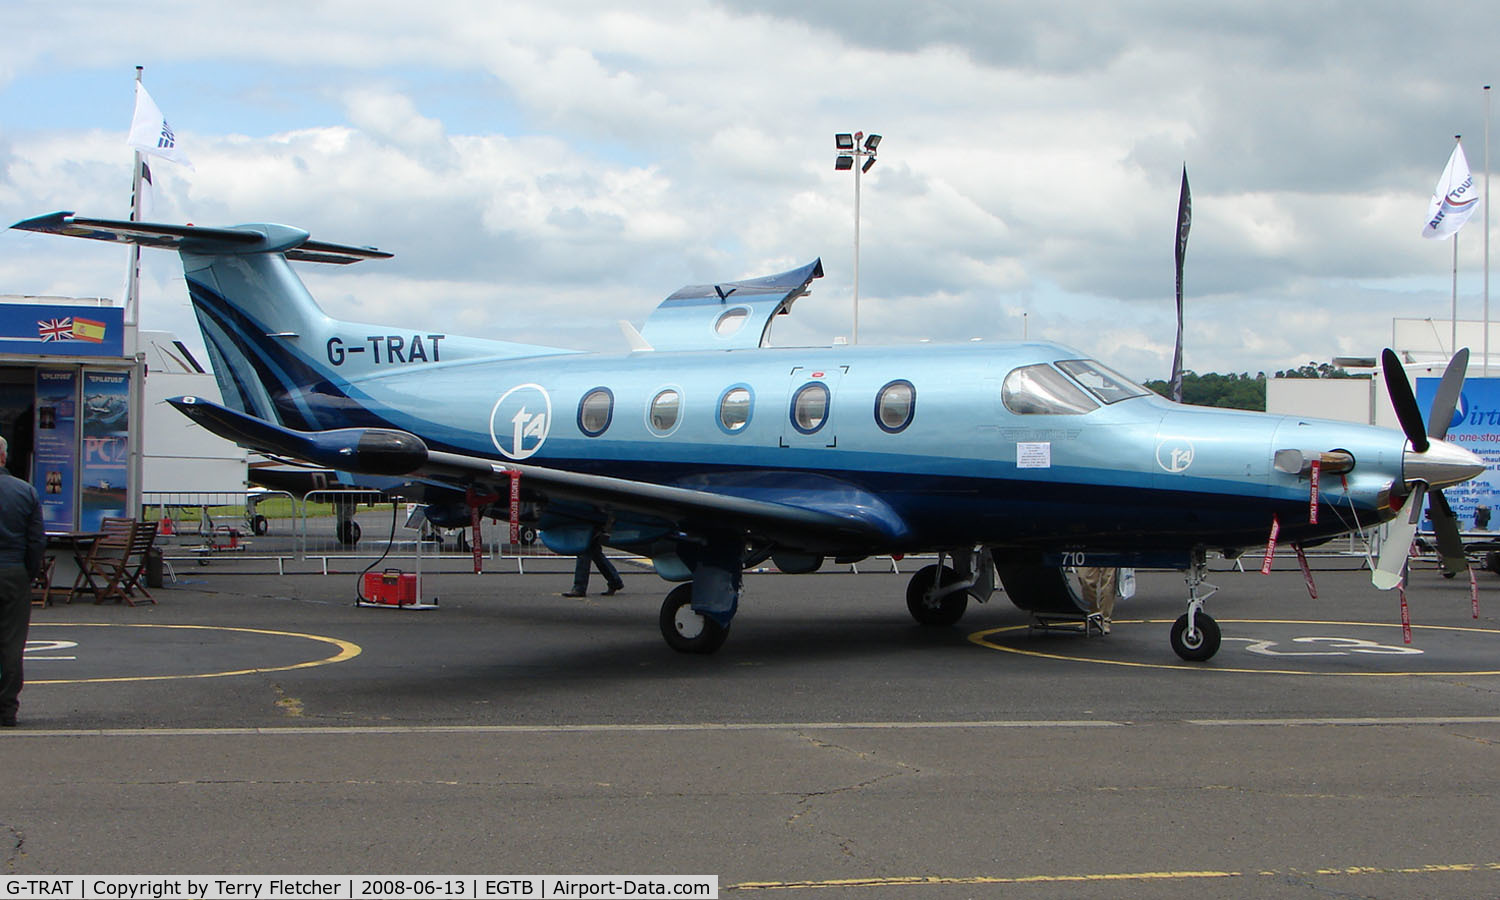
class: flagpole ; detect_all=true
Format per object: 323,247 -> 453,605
1452,231 -> 1459,355
126,65 -> 144,331
1451,135 -> 1461,359
1485,85 -> 1492,377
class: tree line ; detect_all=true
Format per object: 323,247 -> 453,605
1143,362 -> 1356,411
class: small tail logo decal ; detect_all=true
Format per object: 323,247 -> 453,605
490,384 -> 552,460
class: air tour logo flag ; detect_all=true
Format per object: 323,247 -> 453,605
1422,142 -> 1478,239
127,82 -> 193,169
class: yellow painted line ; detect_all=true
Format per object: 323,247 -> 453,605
733,869 -> 1241,890
968,619 -> 1500,676
731,861 -> 1500,891
27,623 -> 361,684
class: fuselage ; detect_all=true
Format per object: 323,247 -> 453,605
286,337 -> 1408,557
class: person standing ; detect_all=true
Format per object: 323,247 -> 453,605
1076,566 -> 1119,634
0,435 -> 45,727
563,527 -> 624,598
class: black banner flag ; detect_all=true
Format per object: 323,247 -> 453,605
1169,166 -> 1191,402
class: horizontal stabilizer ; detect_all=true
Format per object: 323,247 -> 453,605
11,212 -> 391,264
168,396 -> 426,475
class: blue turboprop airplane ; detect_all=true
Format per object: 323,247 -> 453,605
11,211 -> 1487,661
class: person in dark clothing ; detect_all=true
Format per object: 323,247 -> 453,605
563,527 -> 623,598
0,435 -> 45,727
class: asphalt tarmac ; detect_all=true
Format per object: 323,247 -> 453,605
5,556 -> 1500,898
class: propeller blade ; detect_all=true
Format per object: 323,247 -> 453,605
1428,489 -> 1468,577
1373,482 -> 1426,590
1427,347 -> 1469,442
1382,348 -> 1429,453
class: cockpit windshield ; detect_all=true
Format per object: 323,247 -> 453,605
1055,359 -> 1149,404
1001,364 -> 1099,415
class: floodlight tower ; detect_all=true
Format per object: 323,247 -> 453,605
835,131 -> 880,344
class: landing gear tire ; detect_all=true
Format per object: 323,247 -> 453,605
251,514 -> 269,536
659,584 -> 730,654
1170,612 -> 1222,661
336,519 -> 362,546
906,564 -> 968,626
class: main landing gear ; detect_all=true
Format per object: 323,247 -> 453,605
905,549 -> 990,627
655,538 -> 743,654
906,563 -> 968,626
658,583 -> 730,654
1170,552 -> 1221,661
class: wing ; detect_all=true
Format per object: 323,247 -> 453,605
167,396 -> 912,551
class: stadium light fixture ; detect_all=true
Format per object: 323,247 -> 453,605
834,131 -> 881,343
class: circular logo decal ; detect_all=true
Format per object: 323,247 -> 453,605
1156,438 -> 1195,473
490,384 -> 552,460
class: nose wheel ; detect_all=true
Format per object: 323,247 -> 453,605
1170,609 -> 1221,661
1170,552 -> 1221,661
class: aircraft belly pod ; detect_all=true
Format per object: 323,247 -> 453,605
11,211 -> 1485,661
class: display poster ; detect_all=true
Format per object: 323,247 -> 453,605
32,368 -> 78,531
79,369 -> 130,531
1416,375 -> 1500,530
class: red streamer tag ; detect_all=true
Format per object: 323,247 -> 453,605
1309,458 -> 1320,524
1294,543 -> 1317,599
470,503 -> 483,574
466,484 -> 502,575
1399,579 -> 1412,644
1471,565 -> 1481,619
509,470 -> 521,546
1260,515 -> 1280,575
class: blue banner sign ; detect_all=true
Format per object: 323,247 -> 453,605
1416,375 -> 1500,529
0,303 -> 124,357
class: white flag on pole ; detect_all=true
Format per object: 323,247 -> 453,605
127,81 -> 193,169
1421,142 -> 1478,239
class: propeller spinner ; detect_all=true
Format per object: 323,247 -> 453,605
1372,348 -> 1484,589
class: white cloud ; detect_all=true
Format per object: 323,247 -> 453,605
2,1 -> 1498,382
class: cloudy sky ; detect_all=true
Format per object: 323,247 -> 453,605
1,0 -> 1496,382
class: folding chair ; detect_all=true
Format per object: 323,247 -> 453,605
30,555 -> 55,607
119,521 -> 159,604
72,518 -> 135,604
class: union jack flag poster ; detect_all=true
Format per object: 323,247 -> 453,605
38,317 -> 74,341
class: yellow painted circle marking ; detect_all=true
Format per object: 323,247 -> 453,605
28,623 -> 361,685
968,619 -> 1500,676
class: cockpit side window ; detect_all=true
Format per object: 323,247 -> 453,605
1002,364 -> 1099,415
1055,359 -> 1148,404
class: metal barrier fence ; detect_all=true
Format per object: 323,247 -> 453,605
142,490 -> 298,572
141,489 -> 574,574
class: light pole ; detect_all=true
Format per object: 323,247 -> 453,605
836,131 -> 880,344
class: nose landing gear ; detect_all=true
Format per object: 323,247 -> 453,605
1170,553 -> 1221,661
